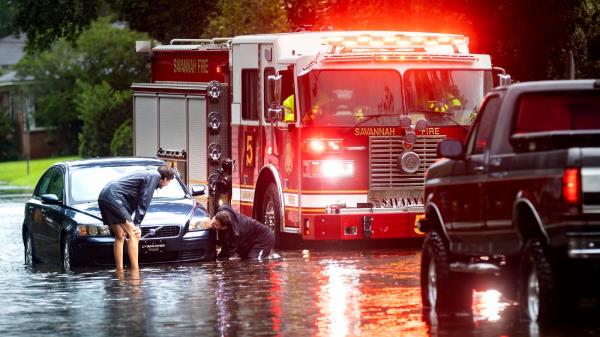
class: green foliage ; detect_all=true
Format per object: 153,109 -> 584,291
0,109 -> 19,161
11,0 -> 105,52
77,81 -> 130,157
15,18 -> 149,156
0,0 -> 15,37
205,0 -> 290,36
110,0 -> 216,43
110,118 -> 132,156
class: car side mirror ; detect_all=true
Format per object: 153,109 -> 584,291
437,139 -> 464,160
41,194 -> 62,205
265,74 -> 283,123
190,185 -> 206,197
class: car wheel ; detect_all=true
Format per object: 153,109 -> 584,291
519,239 -> 557,322
61,236 -> 72,272
24,231 -> 35,266
421,231 -> 472,314
260,183 -> 282,248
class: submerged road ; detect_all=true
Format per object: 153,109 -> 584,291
1,194 -> 599,337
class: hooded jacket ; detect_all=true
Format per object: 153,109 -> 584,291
98,169 -> 161,225
216,204 -> 272,258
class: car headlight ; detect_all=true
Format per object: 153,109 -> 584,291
77,224 -> 111,237
189,216 -> 212,231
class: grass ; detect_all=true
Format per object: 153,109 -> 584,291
0,156 -> 79,188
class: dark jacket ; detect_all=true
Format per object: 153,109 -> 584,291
98,169 -> 161,225
216,205 -> 272,258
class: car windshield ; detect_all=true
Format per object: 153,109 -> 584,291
69,165 -> 187,204
404,69 -> 493,126
298,69 -> 403,127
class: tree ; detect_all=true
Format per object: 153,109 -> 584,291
0,108 -> 19,161
76,81 -> 130,157
0,0 -> 15,38
110,0 -> 217,43
205,0 -> 289,37
15,18 -> 149,156
10,0 -> 106,52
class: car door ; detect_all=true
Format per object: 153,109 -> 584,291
36,167 -> 66,262
449,95 -> 500,254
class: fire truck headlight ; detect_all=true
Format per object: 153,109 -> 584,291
310,160 -> 354,178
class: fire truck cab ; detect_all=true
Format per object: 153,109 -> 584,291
133,31 -> 505,244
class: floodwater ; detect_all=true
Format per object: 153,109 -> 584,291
1,191 -> 600,337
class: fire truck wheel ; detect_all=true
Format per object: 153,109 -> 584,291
261,183 -> 281,248
420,231 -> 472,315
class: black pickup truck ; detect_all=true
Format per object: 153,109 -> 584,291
419,80 -> 600,322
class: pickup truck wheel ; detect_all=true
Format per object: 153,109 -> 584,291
519,239 -> 557,322
421,231 -> 472,314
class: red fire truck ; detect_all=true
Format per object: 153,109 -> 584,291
132,31 -> 508,244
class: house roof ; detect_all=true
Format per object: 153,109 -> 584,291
0,35 -> 26,67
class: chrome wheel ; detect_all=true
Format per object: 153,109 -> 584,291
24,234 -> 33,266
427,258 -> 438,308
264,199 -> 276,232
527,266 -> 540,321
62,239 -> 71,272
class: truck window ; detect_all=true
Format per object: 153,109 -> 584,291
467,95 -> 501,155
404,69 -> 493,127
298,69 -> 401,126
514,91 -> 600,133
242,69 -> 259,121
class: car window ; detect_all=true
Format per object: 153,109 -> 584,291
34,169 -> 54,197
69,165 -> 188,204
468,95 -> 501,155
46,170 -> 65,201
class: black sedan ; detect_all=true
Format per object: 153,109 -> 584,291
22,157 -> 216,271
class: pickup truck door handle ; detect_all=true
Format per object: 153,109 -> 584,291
474,166 -> 485,174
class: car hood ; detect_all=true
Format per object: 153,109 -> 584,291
71,199 -> 198,226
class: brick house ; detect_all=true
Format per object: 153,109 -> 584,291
0,35 -> 58,159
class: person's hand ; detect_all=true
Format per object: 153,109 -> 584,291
127,221 -> 141,239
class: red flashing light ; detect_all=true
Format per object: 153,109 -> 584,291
304,139 -> 343,153
563,168 -> 581,205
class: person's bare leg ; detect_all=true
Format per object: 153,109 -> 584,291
111,224 -> 126,271
121,221 -> 141,270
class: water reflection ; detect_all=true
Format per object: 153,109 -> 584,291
2,197 -> 600,336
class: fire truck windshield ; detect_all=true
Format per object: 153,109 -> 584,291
298,68 -> 493,127
298,69 -> 402,127
404,69 -> 493,126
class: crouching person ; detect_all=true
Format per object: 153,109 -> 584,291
211,204 -> 275,261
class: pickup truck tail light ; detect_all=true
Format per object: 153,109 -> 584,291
563,168 -> 581,205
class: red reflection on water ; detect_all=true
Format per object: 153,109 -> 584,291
312,256 -> 429,337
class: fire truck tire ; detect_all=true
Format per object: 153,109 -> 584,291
260,183 -> 282,248
420,231 -> 472,315
518,239 -> 559,322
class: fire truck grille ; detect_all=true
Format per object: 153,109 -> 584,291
369,135 -> 446,189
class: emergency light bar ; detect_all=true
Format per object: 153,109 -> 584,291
322,33 -> 468,54
322,53 -> 478,64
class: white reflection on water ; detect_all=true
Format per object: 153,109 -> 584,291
472,289 -> 512,322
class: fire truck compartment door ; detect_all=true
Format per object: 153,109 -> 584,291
159,96 -> 187,151
188,96 -> 207,185
134,94 -> 158,157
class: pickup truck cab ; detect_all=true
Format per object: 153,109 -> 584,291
419,80 -> 600,322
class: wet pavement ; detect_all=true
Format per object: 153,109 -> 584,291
2,192 -> 600,337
